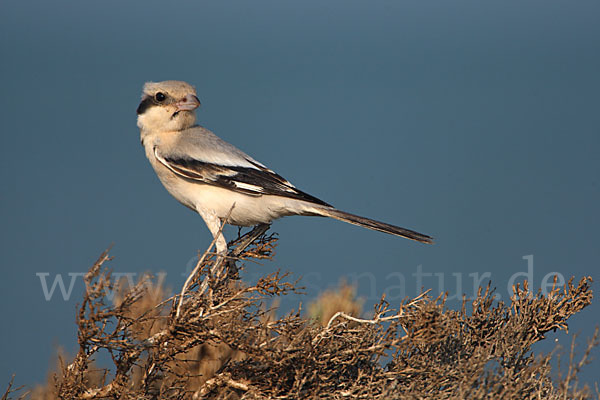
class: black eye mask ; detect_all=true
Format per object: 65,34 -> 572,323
136,93 -> 173,115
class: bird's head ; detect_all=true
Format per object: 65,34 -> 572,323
136,80 -> 201,132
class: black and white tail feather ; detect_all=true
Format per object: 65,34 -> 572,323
315,208 -> 433,244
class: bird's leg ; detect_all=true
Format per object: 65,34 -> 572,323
212,220 -> 228,278
197,209 -> 228,276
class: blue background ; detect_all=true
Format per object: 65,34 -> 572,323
1,0 -> 598,388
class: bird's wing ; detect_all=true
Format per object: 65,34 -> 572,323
153,147 -> 331,207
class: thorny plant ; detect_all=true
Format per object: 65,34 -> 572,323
4,227 -> 598,399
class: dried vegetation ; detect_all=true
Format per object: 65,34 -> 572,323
3,227 -> 597,399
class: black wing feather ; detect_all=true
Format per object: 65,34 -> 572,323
159,153 -> 331,207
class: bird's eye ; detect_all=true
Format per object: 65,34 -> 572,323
155,92 -> 166,102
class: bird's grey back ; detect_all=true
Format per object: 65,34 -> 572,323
169,125 -> 264,169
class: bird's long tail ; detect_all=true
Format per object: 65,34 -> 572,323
314,207 -> 434,244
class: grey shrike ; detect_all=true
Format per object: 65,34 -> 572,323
137,80 -> 433,256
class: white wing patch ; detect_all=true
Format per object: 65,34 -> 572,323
233,182 -> 265,192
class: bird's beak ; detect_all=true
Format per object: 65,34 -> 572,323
176,94 -> 201,111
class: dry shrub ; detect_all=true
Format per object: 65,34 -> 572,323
4,227 -> 597,399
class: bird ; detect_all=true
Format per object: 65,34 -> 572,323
136,80 -> 433,257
